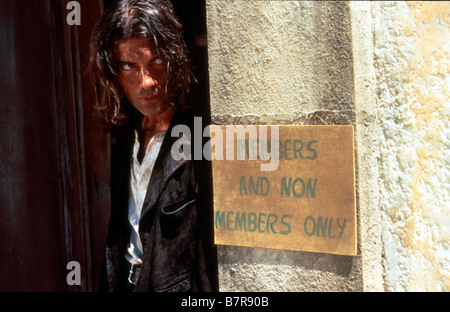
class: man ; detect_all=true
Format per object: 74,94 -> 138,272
89,0 -> 215,292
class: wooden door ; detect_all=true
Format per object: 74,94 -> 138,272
0,0 -> 108,291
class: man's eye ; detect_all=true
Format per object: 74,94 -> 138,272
153,58 -> 163,65
119,62 -> 133,70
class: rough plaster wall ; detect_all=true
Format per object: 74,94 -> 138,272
349,2 -> 384,292
206,0 -> 362,292
373,1 -> 450,291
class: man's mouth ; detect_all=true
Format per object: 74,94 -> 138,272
140,95 -> 159,103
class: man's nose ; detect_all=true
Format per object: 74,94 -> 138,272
139,69 -> 157,89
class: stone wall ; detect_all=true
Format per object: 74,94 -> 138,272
206,0 -> 362,292
206,0 -> 449,291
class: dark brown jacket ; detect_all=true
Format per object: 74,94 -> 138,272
99,111 -> 215,292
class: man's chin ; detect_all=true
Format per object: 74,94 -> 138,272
136,102 -> 173,118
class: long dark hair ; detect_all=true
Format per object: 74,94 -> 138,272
89,0 -> 193,127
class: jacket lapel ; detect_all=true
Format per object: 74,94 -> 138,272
139,111 -> 192,227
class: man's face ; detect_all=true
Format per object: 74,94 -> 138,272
115,38 -> 169,118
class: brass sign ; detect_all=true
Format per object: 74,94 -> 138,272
210,125 -> 357,256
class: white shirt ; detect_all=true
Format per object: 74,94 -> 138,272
125,130 -> 166,265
